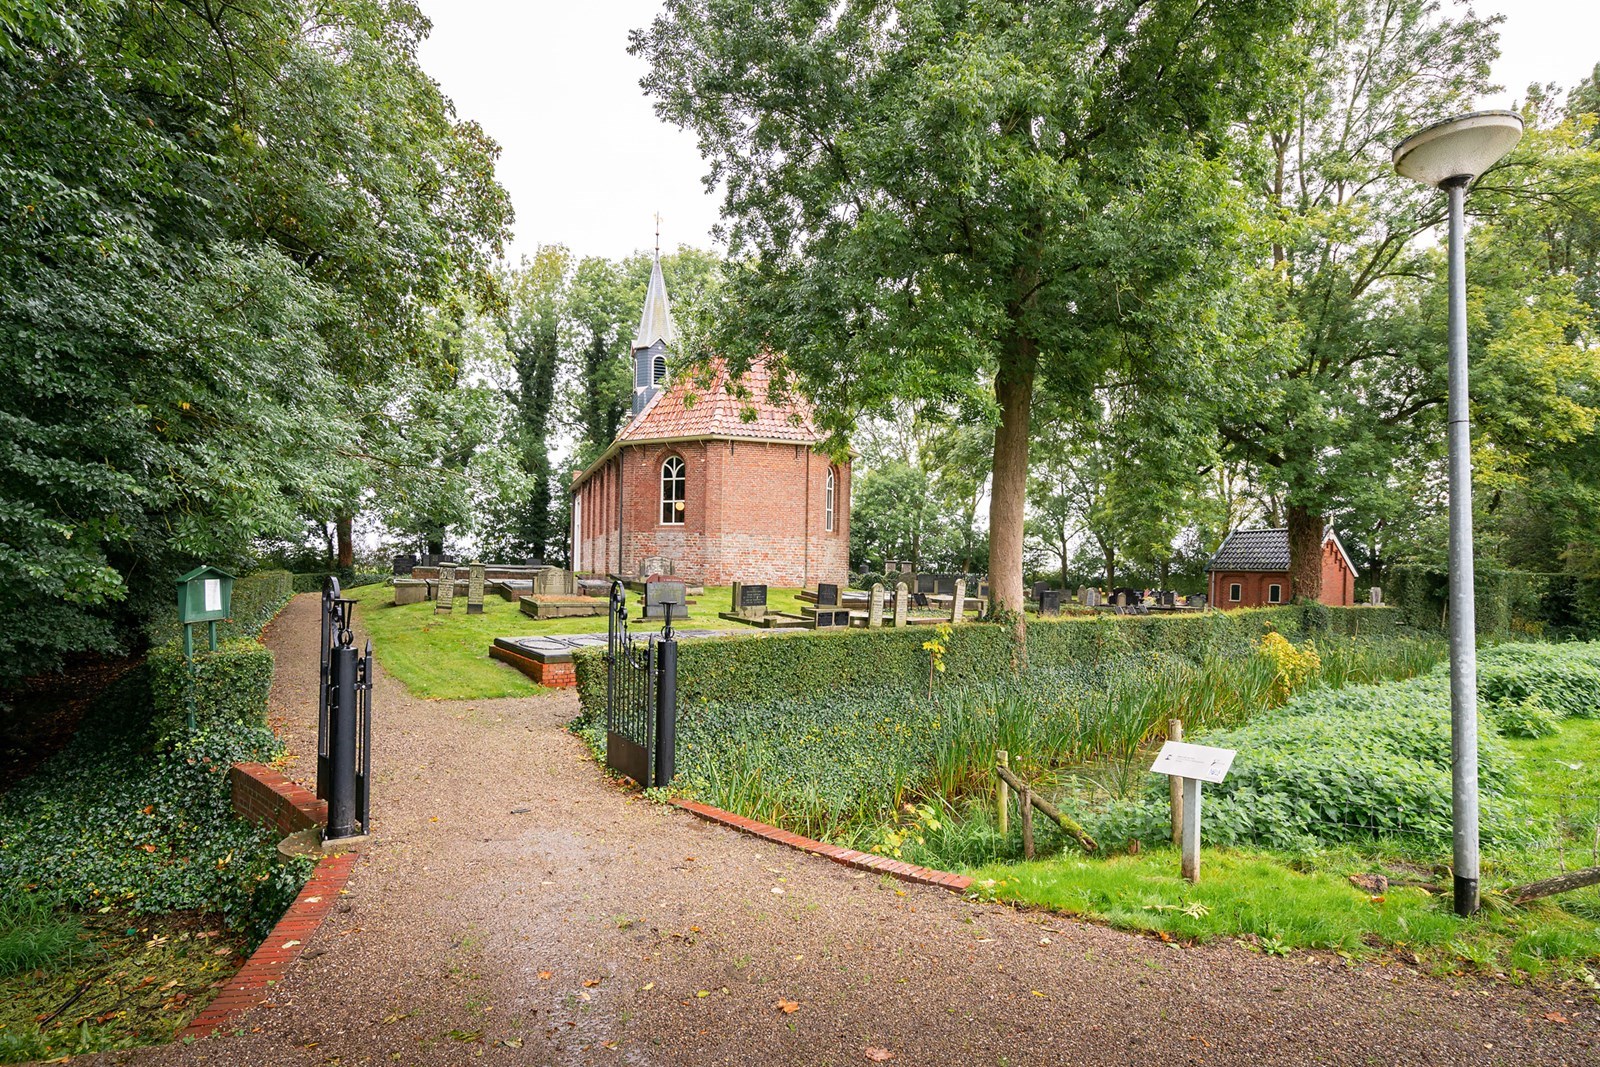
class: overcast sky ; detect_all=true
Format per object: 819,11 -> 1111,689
415,1 -> 1599,264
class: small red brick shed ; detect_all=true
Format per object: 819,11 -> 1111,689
1206,527 -> 1357,609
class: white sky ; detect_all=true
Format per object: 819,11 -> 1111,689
416,1 -> 1599,263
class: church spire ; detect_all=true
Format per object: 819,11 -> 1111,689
633,247 -> 675,351
631,223 -> 674,416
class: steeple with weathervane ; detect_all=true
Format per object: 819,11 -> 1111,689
631,216 -> 674,416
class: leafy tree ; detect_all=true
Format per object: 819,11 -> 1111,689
566,256 -> 636,463
634,0 -> 1304,630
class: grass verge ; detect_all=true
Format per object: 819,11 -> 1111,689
346,581 -> 811,700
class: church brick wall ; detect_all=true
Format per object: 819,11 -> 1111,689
573,438 -> 849,588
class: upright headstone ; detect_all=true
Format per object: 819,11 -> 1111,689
1369,586 -> 1383,606
525,556 -> 545,568
1032,581 -> 1048,602
935,575 -> 956,596
816,582 -> 839,607
644,579 -> 689,619
1087,587 -> 1100,607
917,574 -> 937,595
1077,586 -> 1088,606
392,553 -> 417,576
950,579 -> 966,621
435,564 -> 456,613
1039,589 -> 1062,616
466,561 -> 486,615
868,583 -> 885,628
893,581 -> 909,628
732,581 -> 768,620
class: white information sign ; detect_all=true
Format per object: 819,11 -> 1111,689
1150,741 -> 1235,784
204,578 -> 222,613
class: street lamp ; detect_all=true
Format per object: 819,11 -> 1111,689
1393,110 -> 1523,918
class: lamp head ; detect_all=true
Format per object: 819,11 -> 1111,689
1393,110 -> 1523,187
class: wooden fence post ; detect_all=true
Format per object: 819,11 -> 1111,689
997,750 -> 1010,836
1020,785 -> 1035,860
1168,719 -> 1184,846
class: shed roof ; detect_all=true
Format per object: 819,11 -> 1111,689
1206,526 -> 1356,575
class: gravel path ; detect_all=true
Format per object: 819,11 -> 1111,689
96,593 -> 1599,1066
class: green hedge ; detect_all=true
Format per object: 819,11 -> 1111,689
1386,563 -> 1600,639
291,571 -> 387,594
572,605 -> 1406,721
147,639 -> 275,749
145,568 -> 293,647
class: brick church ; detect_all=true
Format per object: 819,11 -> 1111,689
569,254 -> 850,588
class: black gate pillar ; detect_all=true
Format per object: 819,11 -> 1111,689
326,640 -> 359,839
655,635 -> 677,786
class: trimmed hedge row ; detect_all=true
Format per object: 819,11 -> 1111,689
145,568 -> 294,647
572,605 -> 1406,720
1387,564 -> 1600,639
291,571 -> 387,594
148,639 -> 275,750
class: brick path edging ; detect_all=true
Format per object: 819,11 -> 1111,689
671,799 -> 973,893
180,851 -> 358,1039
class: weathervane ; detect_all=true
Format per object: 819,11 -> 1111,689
654,212 -> 662,257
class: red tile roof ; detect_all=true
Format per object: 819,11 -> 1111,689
616,356 -> 819,446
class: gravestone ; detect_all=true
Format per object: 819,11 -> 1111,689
1369,586 -> 1383,606
1086,587 -> 1101,607
935,575 -> 956,596
640,555 -> 674,578
810,609 -> 849,629
893,582 -> 909,628
731,581 -> 768,620
868,583 -> 884,628
916,574 -> 937,595
525,556 -> 545,568
1032,581 -> 1048,602
643,579 -> 689,620
1038,589 -> 1062,616
950,579 -> 966,621
1076,586 -> 1088,605
816,582 -> 839,607
466,561 -> 486,615
392,553 -> 417,576
435,564 -> 456,613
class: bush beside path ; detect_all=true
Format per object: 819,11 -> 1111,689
91,594 -> 1600,1066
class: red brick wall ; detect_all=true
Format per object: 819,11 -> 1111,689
230,763 -> 326,837
573,439 -> 850,588
1320,538 -> 1355,606
1210,540 -> 1356,610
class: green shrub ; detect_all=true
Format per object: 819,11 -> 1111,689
147,639 -> 274,749
1478,642 -> 1600,719
0,672 -> 311,941
145,568 -> 293,647
1488,692 -> 1562,740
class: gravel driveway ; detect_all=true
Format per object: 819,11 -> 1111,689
93,593 -> 1599,1066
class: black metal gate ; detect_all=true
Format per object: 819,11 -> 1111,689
605,579 -> 677,787
317,577 -> 373,839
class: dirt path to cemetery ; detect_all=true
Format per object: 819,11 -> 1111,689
95,593 -> 1599,1066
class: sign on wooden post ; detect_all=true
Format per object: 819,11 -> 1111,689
1149,740 -> 1236,883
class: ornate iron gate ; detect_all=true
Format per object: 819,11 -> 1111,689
605,579 -> 677,787
317,577 -> 373,839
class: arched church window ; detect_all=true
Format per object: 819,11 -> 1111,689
661,456 -> 686,525
825,468 -> 836,532
653,353 -> 667,384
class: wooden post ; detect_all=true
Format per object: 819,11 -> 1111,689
1168,719 -> 1184,846
1181,777 -> 1201,883
997,750 -> 1010,836
1020,785 -> 1035,860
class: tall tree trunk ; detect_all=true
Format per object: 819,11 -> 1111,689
323,522 -> 335,569
990,334 -> 1036,650
1102,543 -> 1116,589
1287,503 -> 1324,603
335,515 -> 354,571
1058,535 -> 1070,587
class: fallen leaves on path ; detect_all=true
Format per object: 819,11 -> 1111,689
537,971 -> 553,980
774,999 -> 800,1014
1544,1011 -> 1569,1024
864,1048 -> 895,1062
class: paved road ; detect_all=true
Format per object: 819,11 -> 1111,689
99,593 -> 1599,1066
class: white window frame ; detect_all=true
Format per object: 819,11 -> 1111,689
661,456 -> 685,525
825,468 -> 836,532
1229,582 -> 1242,603
1268,583 -> 1282,604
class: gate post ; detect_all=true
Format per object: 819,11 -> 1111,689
655,635 -> 677,786
326,641 -> 360,840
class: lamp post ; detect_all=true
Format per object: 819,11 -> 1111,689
1392,110 -> 1523,917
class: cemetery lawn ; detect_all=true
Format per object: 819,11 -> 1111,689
968,716 -> 1600,982
345,582 -> 808,700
